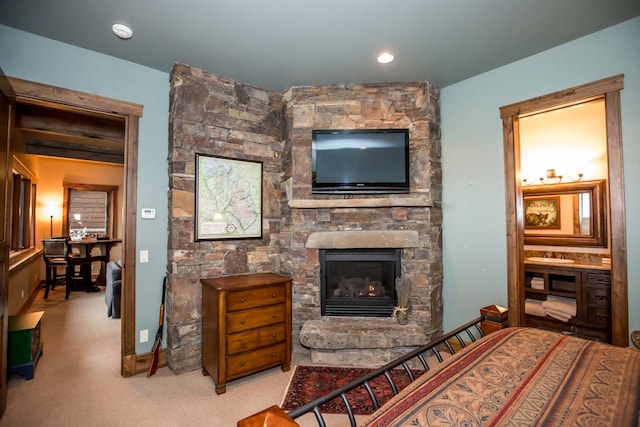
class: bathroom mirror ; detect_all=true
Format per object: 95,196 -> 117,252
523,179 -> 606,247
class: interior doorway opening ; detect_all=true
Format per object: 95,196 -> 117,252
7,77 -> 142,374
500,75 -> 628,346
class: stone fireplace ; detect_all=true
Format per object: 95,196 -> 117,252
320,248 -> 401,317
167,63 -> 443,373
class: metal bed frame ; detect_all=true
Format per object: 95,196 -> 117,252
286,317 -> 485,427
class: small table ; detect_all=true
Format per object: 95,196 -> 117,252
68,238 -> 122,289
8,311 -> 44,380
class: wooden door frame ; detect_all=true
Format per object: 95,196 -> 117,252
500,74 -> 629,346
7,77 -> 144,374
0,69 -> 16,417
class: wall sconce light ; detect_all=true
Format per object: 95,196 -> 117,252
522,168 -> 583,186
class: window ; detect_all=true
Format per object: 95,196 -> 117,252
62,183 -> 117,238
10,157 -> 37,253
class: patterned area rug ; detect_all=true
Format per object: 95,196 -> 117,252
281,365 -> 423,415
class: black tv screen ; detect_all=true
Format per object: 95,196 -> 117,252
312,129 -> 410,194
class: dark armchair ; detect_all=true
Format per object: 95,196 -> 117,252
105,261 -> 122,318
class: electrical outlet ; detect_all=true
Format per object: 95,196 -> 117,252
140,329 -> 149,343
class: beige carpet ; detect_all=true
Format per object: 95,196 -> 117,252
0,287 -> 354,427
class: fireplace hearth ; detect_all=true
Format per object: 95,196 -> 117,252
320,248 -> 401,317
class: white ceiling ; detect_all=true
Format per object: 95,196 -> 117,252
1,0 -> 639,92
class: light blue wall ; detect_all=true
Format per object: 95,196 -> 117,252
0,25 -> 169,353
3,16 -> 638,352
441,17 -> 640,339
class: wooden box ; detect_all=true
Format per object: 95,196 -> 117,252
480,304 -> 509,335
8,311 -> 44,380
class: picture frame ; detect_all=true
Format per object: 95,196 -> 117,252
195,154 -> 263,240
524,195 -> 561,229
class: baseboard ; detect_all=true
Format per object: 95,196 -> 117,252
122,348 -> 167,377
18,281 -> 45,314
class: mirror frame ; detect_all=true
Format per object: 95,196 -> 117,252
523,179 -> 606,247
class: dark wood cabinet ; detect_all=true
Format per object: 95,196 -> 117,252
524,265 -> 611,342
201,273 -> 292,394
8,311 -> 44,380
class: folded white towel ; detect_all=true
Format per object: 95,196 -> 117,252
547,295 -> 575,303
542,300 -> 577,316
530,277 -> 545,290
544,307 -> 572,322
525,299 -> 545,317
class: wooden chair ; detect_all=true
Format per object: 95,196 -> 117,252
41,238 -> 69,299
64,240 -> 95,299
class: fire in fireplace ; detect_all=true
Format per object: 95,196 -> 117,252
320,248 -> 401,317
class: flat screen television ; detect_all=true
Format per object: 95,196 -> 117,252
312,129 -> 410,194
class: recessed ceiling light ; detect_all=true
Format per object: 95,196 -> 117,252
377,52 -> 394,64
112,23 -> 133,40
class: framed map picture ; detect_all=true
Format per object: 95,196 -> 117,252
195,154 -> 263,240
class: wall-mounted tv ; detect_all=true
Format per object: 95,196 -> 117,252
312,129 -> 410,194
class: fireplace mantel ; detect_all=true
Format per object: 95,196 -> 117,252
306,230 -> 420,249
288,196 -> 432,209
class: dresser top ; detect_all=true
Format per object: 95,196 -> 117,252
9,311 -> 44,331
201,273 -> 291,291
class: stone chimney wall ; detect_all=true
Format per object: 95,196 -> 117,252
167,64 -> 288,373
282,83 -> 443,355
167,63 -> 442,373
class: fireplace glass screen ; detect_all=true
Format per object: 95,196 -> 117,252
320,248 -> 401,317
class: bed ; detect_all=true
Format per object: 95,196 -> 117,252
238,318 -> 640,426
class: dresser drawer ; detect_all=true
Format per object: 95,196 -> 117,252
226,304 -> 285,333
586,285 -> 610,307
226,343 -> 286,378
259,323 -> 285,346
226,330 -> 259,354
227,285 -> 286,311
587,307 -> 610,326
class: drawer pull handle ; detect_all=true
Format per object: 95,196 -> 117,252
272,293 -> 276,298
271,352 -> 276,357
240,298 -> 245,303
272,313 -> 276,318
240,340 -> 245,346
240,320 -> 245,325
272,333 -> 276,338
240,361 -> 245,366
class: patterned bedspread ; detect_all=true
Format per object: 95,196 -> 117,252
361,328 -> 640,426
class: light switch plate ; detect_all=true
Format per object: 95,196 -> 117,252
140,250 -> 149,263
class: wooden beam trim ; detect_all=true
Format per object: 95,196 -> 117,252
499,74 -> 624,118
7,77 -> 143,117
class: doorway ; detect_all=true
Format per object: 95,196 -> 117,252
7,77 -> 141,373
500,75 -> 629,346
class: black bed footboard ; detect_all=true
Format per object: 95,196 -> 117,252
287,317 -> 484,427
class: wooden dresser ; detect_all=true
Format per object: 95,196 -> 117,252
201,273 -> 292,394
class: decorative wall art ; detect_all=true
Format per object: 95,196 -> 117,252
524,196 -> 561,229
195,154 -> 263,240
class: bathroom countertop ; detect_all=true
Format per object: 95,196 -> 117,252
524,259 -> 611,271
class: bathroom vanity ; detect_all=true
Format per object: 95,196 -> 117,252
524,260 -> 611,342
